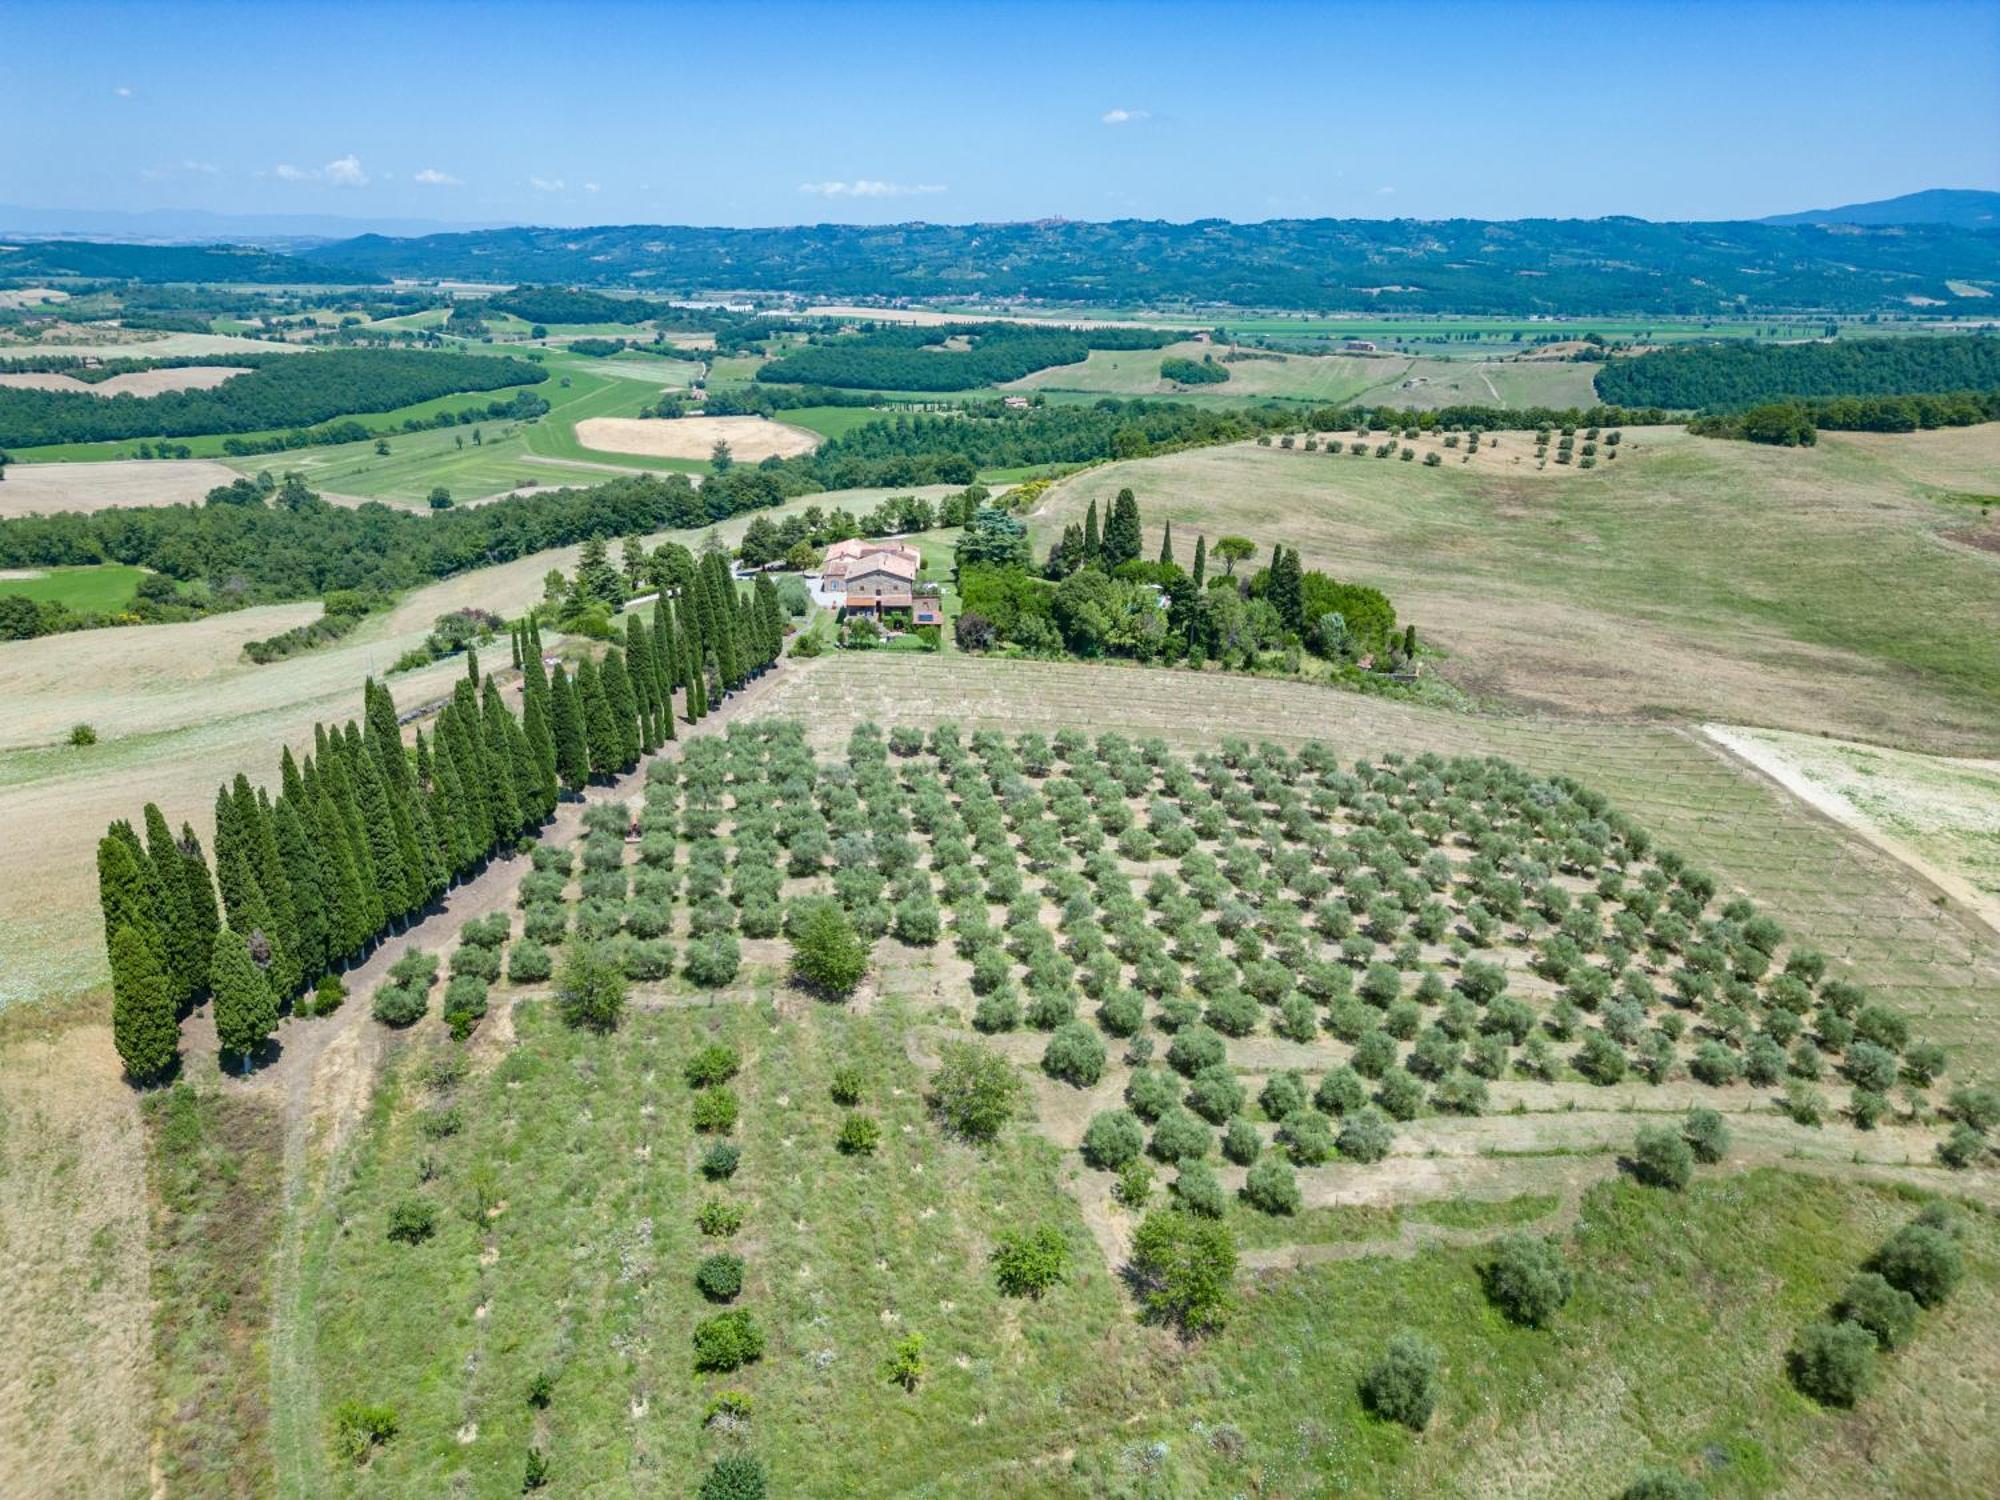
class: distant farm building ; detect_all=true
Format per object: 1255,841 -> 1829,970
821,539 -> 942,627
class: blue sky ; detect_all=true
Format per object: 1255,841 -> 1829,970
4,0 -> 1995,227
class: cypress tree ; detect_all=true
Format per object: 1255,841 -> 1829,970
1083,499 -> 1101,561
1159,520 -> 1175,567
110,923 -> 178,1083
600,648 -> 642,771
177,824 -> 220,1000
272,796 -> 330,984
511,625 -> 522,670
521,690 -> 561,815
754,574 -> 783,668
680,606 -> 707,721
211,784 -> 256,930
549,664 -> 590,793
652,597 -> 680,738
98,826 -> 166,977
279,745 -> 306,808
576,656 -> 621,781
1192,534 -> 1207,589
1269,543 -> 1304,634
142,803 -> 197,1007
313,785 -> 369,958
1104,487 -> 1142,567
479,679 -> 526,835
626,616 -> 659,751
465,646 -> 481,688
429,729 -> 478,875
503,704 -> 546,827
210,925 -> 277,1064
320,749 -> 382,934
363,678 -> 409,793
250,788 -> 300,999
520,623 -> 550,702
445,688 -> 497,850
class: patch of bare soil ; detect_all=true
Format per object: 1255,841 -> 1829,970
575,414 -> 821,462
0,1024 -> 152,1496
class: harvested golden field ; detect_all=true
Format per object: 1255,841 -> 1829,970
573,413 -> 821,461
0,366 -> 249,396
0,457 -> 242,517
1042,427 -> 2000,752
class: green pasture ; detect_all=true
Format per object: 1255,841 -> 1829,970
0,562 -> 148,612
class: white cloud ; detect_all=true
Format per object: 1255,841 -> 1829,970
114,85 -> 134,98
798,180 -> 945,198
271,155 -> 369,187
1101,108 -> 1149,126
530,176 -> 566,192
1376,185 -> 1396,196
583,182 -> 600,194
413,167 -> 461,186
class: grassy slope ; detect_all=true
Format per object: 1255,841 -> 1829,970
1041,427 -> 2000,753
283,928 -> 2000,1497
0,562 -> 148,611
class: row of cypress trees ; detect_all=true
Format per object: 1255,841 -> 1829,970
101,553 -> 786,1083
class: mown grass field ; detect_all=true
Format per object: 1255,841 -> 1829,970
0,562 -> 148,612
1039,426 -> 2000,754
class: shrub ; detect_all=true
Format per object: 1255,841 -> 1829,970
372,981 -> 428,1028
696,1197 -> 744,1237
1082,1109 -> 1145,1170
972,989 -> 1020,1033
1871,1223 -> 1963,1307
1173,1159 -> 1229,1219
526,1370 -> 553,1408
330,1399 -> 398,1465
1835,1271 -> 1919,1350
1338,1106 -> 1395,1163
442,975 -> 488,1039
1482,1233 -> 1574,1327
1682,1107 -> 1731,1164
1167,1023 -> 1227,1078
506,938 -> 553,983
1631,1126 -> 1694,1189
1376,1069 -> 1425,1122
310,974 -> 347,1017
1939,1122 -> 1987,1169
696,1252 -> 745,1302
836,1112 -> 882,1155
69,723 -> 98,747
699,1455 -> 768,1500
387,1198 -> 436,1244
992,1224 -> 1071,1298
1186,1064 -> 1245,1124
692,1310 -> 765,1372
1949,1083 -> 2000,1131
1576,1031 -> 1628,1085
1128,1209 -> 1237,1334
1278,1109 -> 1336,1165
1097,988 -> 1147,1037
1242,1155 -> 1302,1215
686,1041 -> 741,1088
929,1040 -> 1024,1143
1360,1332 -> 1439,1430
1621,1470 -> 1705,1500
1043,1021 -> 1108,1087
1222,1117 -> 1261,1165
700,1140 -> 741,1180
830,1063 -> 865,1105
1150,1107 -> 1213,1164
1789,1320 -> 1876,1407
692,1087 -> 739,1133
1115,1158 -> 1155,1208
885,1332 -> 925,1391
790,898 -> 869,998
1126,1067 -> 1179,1121
682,933 -> 742,988
555,942 -> 627,1031
1315,1066 -> 1367,1117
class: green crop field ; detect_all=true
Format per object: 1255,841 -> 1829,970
0,562 -> 148,612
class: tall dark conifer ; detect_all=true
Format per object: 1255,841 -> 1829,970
549,664 -> 589,794
600,648 -> 642,770
576,656 -> 620,782
1159,520 -> 1175,566
177,824 -> 220,999
141,803 -> 197,1007
110,923 -> 178,1083
626,617 -> 659,751
1192,535 -> 1207,589
1083,499 -> 1101,561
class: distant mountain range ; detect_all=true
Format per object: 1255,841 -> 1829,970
0,204 -> 508,248
1761,188 -> 2000,229
5,199 -> 1995,315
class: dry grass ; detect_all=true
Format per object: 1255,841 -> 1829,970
0,1024 -> 152,1499
573,414 -> 821,461
0,367 -> 249,396
0,458 -> 243,518
1040,426 -> 2000,752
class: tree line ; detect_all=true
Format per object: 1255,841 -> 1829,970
756,323 -> 1179,392
1688,388 -> 2000,445
1595,334 -> 2000,410
0,349 -> 545,449
101,558 -> 785,1081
